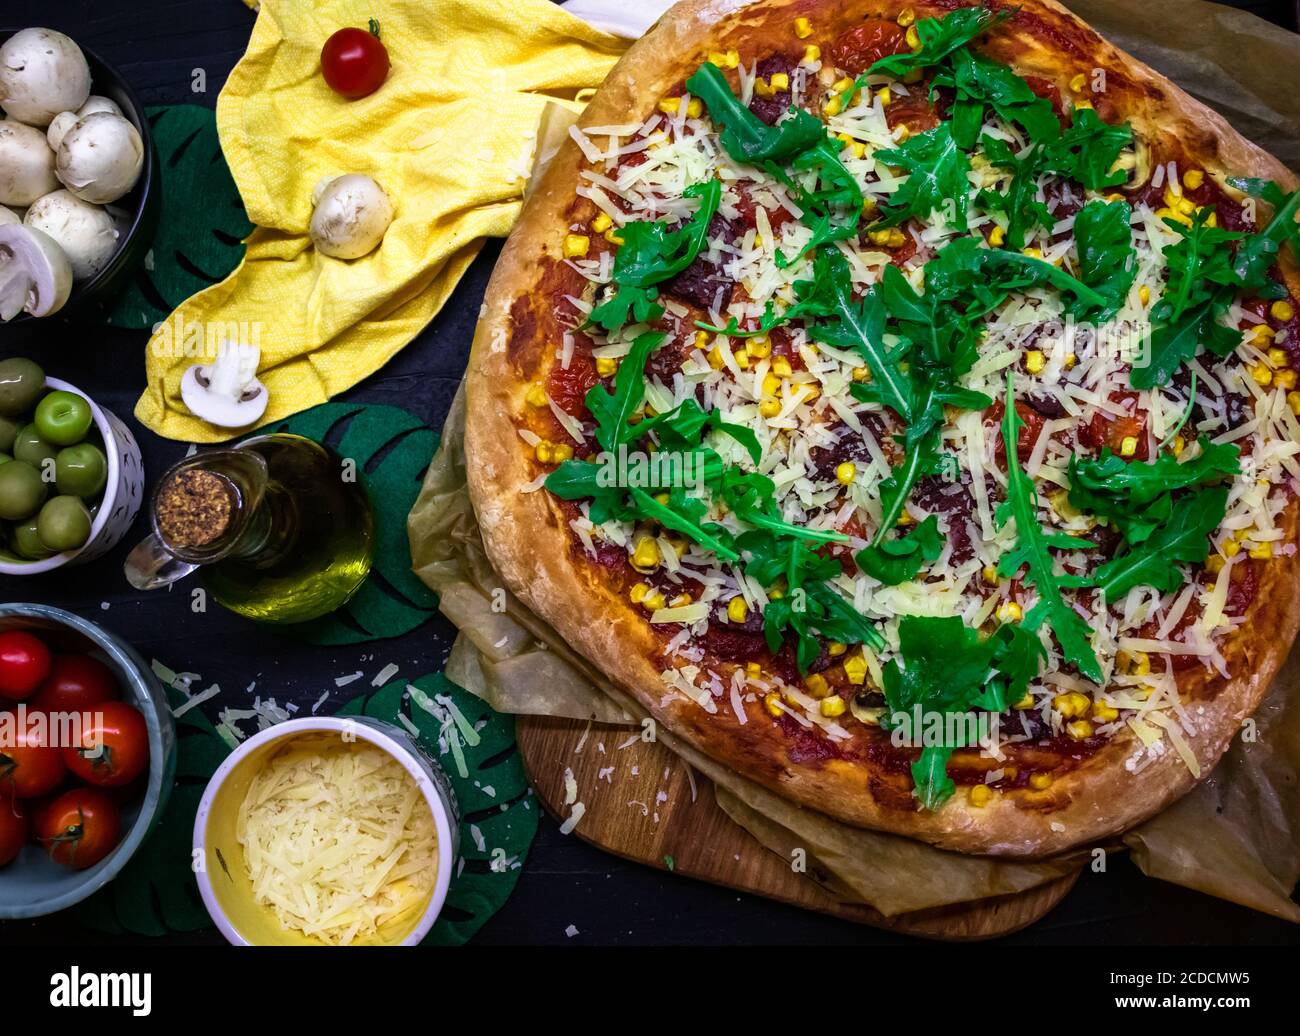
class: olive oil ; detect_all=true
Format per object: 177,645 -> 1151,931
126,433 -> 375,624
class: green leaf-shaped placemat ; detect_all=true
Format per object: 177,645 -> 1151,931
264,402 -> 441,644
108,105 -> 252,330
75,684 -> 232,935
338,672 -> 537,946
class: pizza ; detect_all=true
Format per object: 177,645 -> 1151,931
465,0 -> 1300,856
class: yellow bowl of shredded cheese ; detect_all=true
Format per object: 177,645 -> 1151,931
193,717 -> 458,946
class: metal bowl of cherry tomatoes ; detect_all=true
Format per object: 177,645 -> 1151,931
0,603 -> 175,918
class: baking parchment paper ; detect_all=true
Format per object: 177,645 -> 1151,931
408,0 -> 1300,921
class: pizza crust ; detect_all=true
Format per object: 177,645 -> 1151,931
466,0 -> 1300,857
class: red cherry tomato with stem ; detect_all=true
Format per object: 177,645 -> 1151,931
36,788 -> 121,870
0,721 -> 65,798
30,653 -> 119,713
63,701 -> 149,788
321,19 -> 389,99
0,797 -> 26,866
0,631 -> 52,700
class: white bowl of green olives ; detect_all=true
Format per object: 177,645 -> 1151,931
0,357 -> 144,574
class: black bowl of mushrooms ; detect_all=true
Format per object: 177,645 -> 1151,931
0,27 -> 159,329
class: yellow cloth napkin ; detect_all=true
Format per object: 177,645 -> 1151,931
136,0 -> 625,441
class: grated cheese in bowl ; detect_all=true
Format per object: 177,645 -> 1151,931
235,738 -> 439,946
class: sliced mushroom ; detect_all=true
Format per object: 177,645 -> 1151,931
1108,139 -> 1152,190
849,693 -> 885,727
0,223 -> 73,320
181,341 -> 270,428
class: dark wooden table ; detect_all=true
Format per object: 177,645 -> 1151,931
1,0 -> 1297,946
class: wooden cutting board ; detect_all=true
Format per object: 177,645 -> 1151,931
517,714 -> 1079,940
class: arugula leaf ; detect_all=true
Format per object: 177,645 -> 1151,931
997,375 -> 1101,682
640,397 -> 762,464
874,122 -> 971,229
923,236 -> 1107,314
588,180 -> 722,334
1067,436 -> 1239,544
1072,199 -> 1136,320
858,5 -> 1003,85
975,136 -> 1054,251
855,514 -> 945,585
1131,298 -> 1239,390
1091,487 -> 1229,599
939,47 -> 1059,149
629,487 -> 739,562
1225,178 -> 1300,296
585,332 -> 665,450
685,62 -> 825,163
1040,107 -> 1132,190
768,141 -> 865,268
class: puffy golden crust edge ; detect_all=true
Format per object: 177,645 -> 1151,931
465,0 -> 1300,857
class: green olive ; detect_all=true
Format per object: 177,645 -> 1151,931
11,424 -> 57,470
0,453 -> 9,465
55,443 -> 108,500
11,518 -> 56,560
0,461 -> 48,521
36,495 -> 91,552
34,391 -> 93,447
0,358 -> 45,418
0,415 -> 16,454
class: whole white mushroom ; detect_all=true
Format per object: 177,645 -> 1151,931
0,29 -> 91,128
77,95 -> 122,119
310,174 -> 394,260
55,111 -> 143,204
46,110 -> 78,151
24,189 -> 117,280
0,205 -> 18,227
0,120 -> 58,206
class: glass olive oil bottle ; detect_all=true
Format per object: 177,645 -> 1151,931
126,433 -> 374,624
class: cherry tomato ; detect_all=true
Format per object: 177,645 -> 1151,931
36,788 -> 121,870
0,721 -> 65,798
63,701 -> 149,788
0,797 -> 26,866
0,630 -> 52,700
30,653 -> 118,713
321,20 -> 389,99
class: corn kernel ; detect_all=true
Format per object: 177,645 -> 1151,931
1053,691 -> 1090,719
835,461 -> 856,485
1268,346 -> 1288,368
1202,208 -> 1217,228
1272,300 -> 1295,322
1022,247 -> 1043,260
1224,538 -> 1241,558
525,384 -> 548,408
551,443 -> 573,462
1025,350 -> 1045,375
772,355 -> 793,377
764,692 -> 783,717
802,44 -> 821,64
669,593 -> 693,607
1066,720 -> 1094,740
794,16 -> 813,38
1156,206 -> 1192,228
562,234 -> 590,258
828,642 -> 847,657
1250,542 -> 1273,560
595,356 -> 618,377
1170,434 -> 1185,456
534,442 -> 553,463
759,398 -> 782,418
733,348 -> 750,370
748,335 -> 771,358
753,77 -> 774,99
657,97 -> 681,114
591,212 -> 613,234
1069,72 -> 1088,93
1277,369 -> 1297,390
843,654 -> 868,685
1065,353 -> 1077,369
685,97 -> 703,118
1013,692 -> 1034,709
1119,436 -> 1138,457
823,96 -> 843,117
968,784 -> 992,808
1290,391 -> 1300,416
820,696 -> 847,718
707,345 -> 726,371
1029,773 -> 1053,790
988,224 -> 1005,247
982,565 -> 999,586
997,601 -> 1023,623
1074,98 -> 1093,110
804,673 -> 830,698
1091,700 -> 1119,723
760,372 -> 780,397
1250,363 -> 1273,387
629,582 -> 649,604
769,72 -> 790,92
727,596 -> 748,623
631,536 -> 661,572
897,6 -> 917,26
876,86 -> 892,107
897,509 -> 915,527
604,228 -> 624,245
1139,284 -> 1151,305
745,661 -> 762,678
1183,168 -> 1204,190
852,365 -> 870,382
1206,554 -> 1225,574
905,25 -> 920,49
643,589 -> 666,611
798,383 -> 821,403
